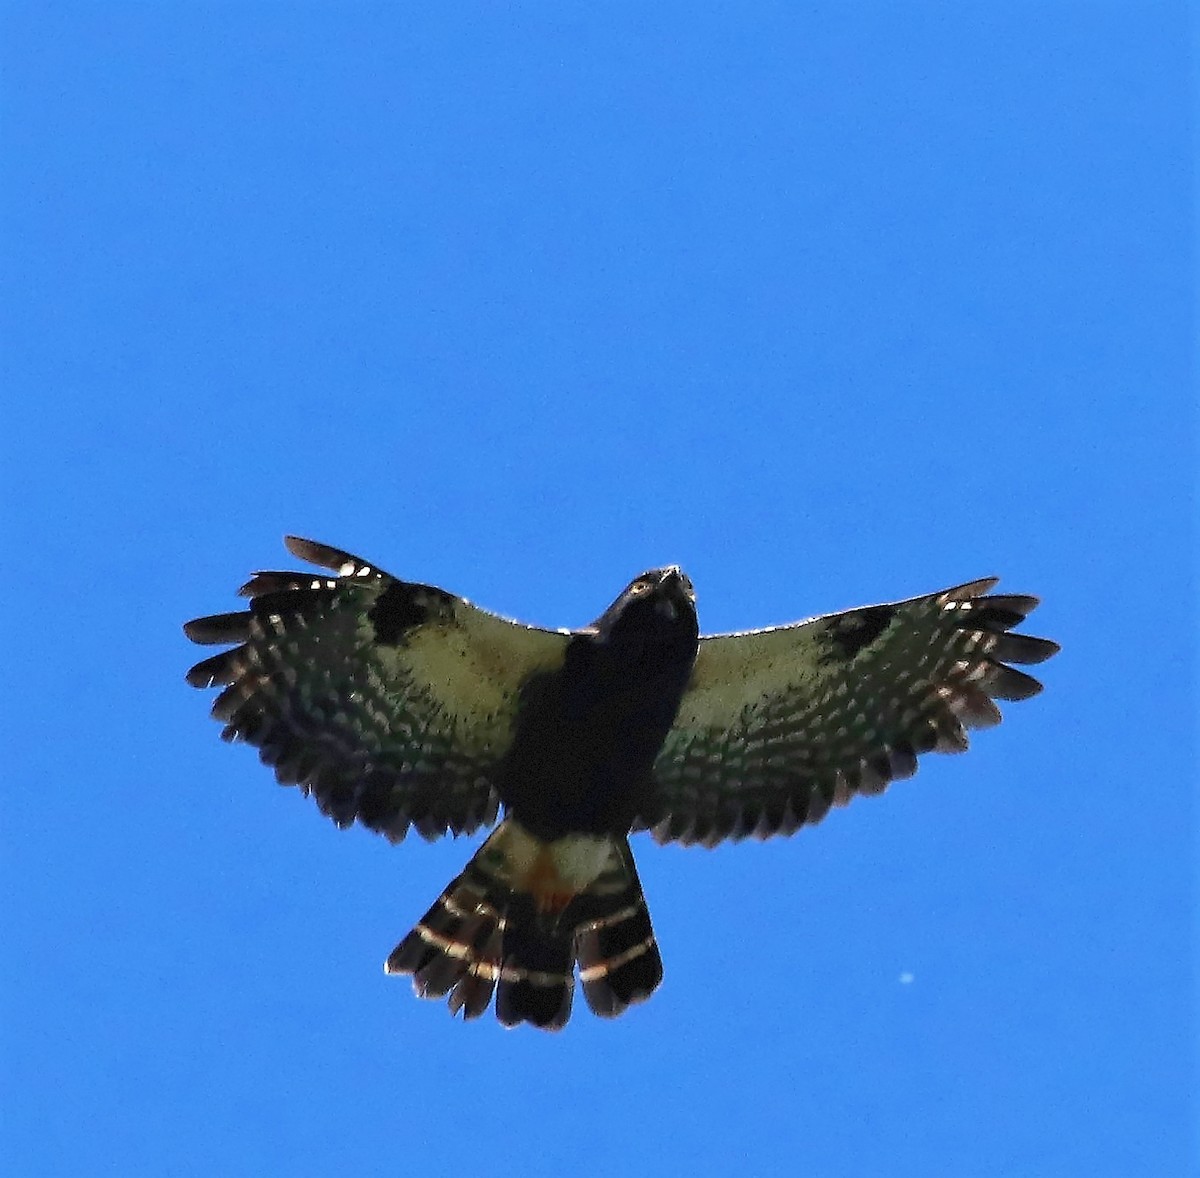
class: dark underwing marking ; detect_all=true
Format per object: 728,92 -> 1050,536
822,604 -> 897,662
369,581 -> 456,645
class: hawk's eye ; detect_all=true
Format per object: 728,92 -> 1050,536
629,581 -> 652,595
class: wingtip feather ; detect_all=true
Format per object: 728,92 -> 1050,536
283,535 -> 350,568
185,649 -> 240,688
992,633 -> 1060,665
183,612 -> 251,645
945,576 -> 1001,600
987,665 -> 1044,701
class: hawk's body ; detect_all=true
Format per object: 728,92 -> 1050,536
185,537 -> 1058,1030
496,569 -> 699,840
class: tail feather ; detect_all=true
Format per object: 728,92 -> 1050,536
385,819 -> 662,1030
446,921 -> 504,1020
577,896 -> 663,1018
493,920 -> 575,1030
385,866 -> 504,1014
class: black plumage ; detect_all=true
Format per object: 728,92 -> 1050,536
185,536 -> 1059,1030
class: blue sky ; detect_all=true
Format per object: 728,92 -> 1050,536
2,4 -> 1194,1175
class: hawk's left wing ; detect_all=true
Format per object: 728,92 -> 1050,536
636,578 -> 1058,847
185,537 -> 569,842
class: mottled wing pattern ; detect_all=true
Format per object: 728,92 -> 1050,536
639,579 -> 1058,847
185,537 -> 569,841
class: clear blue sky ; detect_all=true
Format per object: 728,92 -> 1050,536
2,5 -> 1193,1176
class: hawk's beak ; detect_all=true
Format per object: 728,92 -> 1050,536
660,566 -> 695,603
655,567 -> 692,619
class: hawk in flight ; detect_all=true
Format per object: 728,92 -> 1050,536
185,537 -> 1058,1030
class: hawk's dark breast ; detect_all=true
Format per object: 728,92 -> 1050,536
498,628 -> 699,841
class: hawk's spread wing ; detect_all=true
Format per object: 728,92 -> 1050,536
185,537 -> 569,841
638,578 -> 1058,847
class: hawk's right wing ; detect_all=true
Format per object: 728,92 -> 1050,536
638,578 -> 1058,847
185,537 -> 570,842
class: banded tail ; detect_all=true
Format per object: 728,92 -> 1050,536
385,819 -> 663,1030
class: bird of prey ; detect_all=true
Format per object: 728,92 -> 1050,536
184,536 -> 1058,1031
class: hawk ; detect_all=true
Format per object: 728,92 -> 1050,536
184,536 -> 1058,1030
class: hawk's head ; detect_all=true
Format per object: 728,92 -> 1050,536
590,566 -> 699,651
